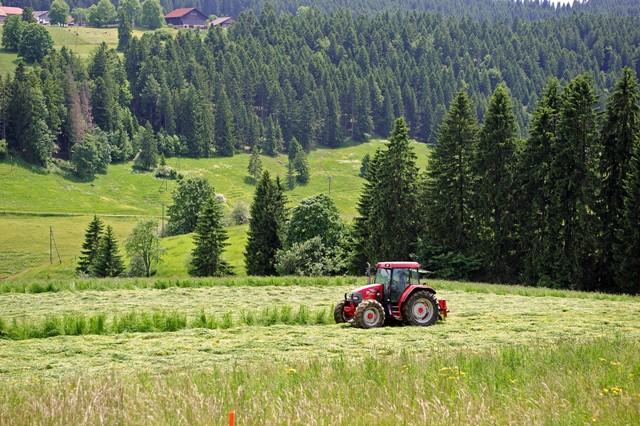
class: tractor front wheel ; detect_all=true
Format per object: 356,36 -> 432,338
334,301 -> 349,324
402,291 -> 439,326
354,300 -> 385,329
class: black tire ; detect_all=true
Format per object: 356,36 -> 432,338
334,301 -> 349,324
354,300 -> 385,329
402,290 -> 439,326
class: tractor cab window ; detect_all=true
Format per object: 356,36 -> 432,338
389,268 -> 413,303
374,268 -> 391,285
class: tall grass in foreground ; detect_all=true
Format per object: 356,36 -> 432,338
0,306 -> 334,340
1,336 -> 638,425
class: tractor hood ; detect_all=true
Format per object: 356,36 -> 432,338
346,284 -> 383,304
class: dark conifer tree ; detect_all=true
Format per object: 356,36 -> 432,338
77,215 -> 105,275
245,171 -> 287,275
117,9 -> 132,52
615,135 -> 640,294
294,149 -> 309,184
135,121 -> 158,171
189,195 -> 232,277
91,225 -> 125,277
517,79 -> 562,285
472,85 -> 519,282
599,68 -> 640,291
547,74 -> 599,290
214,85 -> 235,157
352,117 -> 420,269
6,62 -> 54,166
423,90 -> 478,256
247,146 -> 263,182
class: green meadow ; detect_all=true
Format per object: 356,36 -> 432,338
0,140 -> 430,278
0,277 -> 638,424
0,26 -> 172,75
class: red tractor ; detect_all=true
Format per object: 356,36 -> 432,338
334,261 -> 449,328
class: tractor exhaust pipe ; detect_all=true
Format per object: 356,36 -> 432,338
366,262 -> 371,285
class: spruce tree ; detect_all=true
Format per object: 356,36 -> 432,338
472,85 -> 519,282
547,74 -> 599,290
135,122 -> 158,171
91,225 -> 125,277
293,149 -> 309,184
117,9 -> 132,52
423,90 -> 478,256
245,171 -> 287,275
517,79 -> 562,285
599,68 -> 640,291
352,117 -> 420,269
6,63 -> 54,166
615,135 -> 640,294
247,146 -> 263,182
77,215 -> 104,275
189,196 -> 232,277
286,160 -> 296,190
214,85 -> 235,157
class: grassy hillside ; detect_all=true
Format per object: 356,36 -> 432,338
0,140 -> 430,278
0,277 -> 638,424
0,26 -> 172,76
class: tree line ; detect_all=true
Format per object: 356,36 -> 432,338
3,0 -> 638,22
2,7 -> 640,173
75,66 -> 640,294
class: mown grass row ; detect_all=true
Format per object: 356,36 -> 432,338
0,276 -> 358,294
2,275 -> 638,301
0,306 -> 335,340
2,335 -> 638,425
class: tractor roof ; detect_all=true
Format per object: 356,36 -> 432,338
376,261 -> 420,269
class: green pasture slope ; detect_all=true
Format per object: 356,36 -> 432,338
0,26 -> 167,76
0,277 -> 638,424
0,140 -> 430,278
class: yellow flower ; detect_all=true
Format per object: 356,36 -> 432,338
286,368 -> 297,375
591,418 -> 597,423
610,361 -> 621,367
599,358 -> 607,362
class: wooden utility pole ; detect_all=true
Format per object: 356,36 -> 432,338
50,227 -> 61,264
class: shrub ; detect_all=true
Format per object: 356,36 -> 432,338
230,202 -> 250,225
0,139 -> 7,159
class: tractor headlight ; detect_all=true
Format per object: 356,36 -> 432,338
349,292 -> 362,304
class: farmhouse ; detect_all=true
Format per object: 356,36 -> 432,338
164,7 -> 208,27
210,16 -> 235,28
0,6 -> 23,24
33,11 -> 50,24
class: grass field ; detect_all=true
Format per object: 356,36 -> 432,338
0,26 -> 173,76
0,277 -> 638,424
0,140 -> 430,279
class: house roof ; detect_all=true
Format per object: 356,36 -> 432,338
164,7 -> 198,18
0,6 -> 24,17
211,17 -> 233,26
33,11 -> 49,18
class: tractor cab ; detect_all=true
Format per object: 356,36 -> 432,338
373,262 -> 420,304
334,261 -> 449,329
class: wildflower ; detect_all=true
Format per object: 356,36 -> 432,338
610,361 -> 621,367
599,358 -> 607,362
510,379 -> 516,384
591,418 -> 597,423
286,368 -> 297,375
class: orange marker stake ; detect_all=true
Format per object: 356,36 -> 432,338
229,410 -> 235,426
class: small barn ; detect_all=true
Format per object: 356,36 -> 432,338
210,17 -> 235,28
164,8 -> 208,27
0,6 -> 23,24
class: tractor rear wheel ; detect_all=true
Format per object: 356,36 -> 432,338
402,291 -> 439,326
354,300 -> 385,329
334,301 -> 349,323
